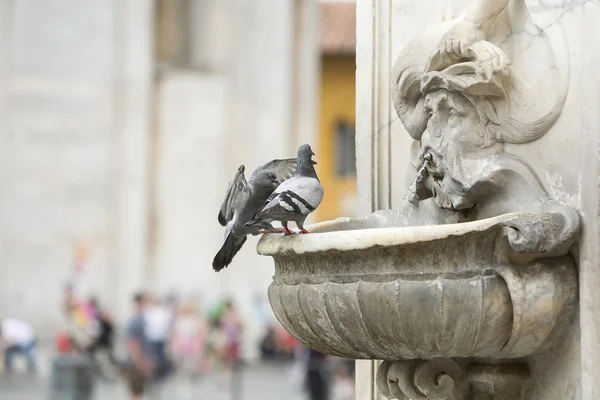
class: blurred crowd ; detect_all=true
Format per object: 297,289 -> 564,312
0,283 -> 354,400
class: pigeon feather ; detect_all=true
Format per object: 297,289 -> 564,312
218,165 -> 249,227
218,158 -> 296,227
213,157 -> 297,271
246,144 -> 323,233
249,158 -> 297,183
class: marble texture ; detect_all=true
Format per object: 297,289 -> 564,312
259,212 -> 578,361
357,0 -> 599,398
256,0 -> 600,399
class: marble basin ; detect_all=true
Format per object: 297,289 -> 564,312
257,212 -> 578,361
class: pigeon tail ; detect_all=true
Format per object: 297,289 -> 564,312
212,233 -> 247,272
218,211 -> 227,226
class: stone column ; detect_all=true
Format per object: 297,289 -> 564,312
111,0 -> 154,320
0,1 -> 11,257
150,0 -> 319,361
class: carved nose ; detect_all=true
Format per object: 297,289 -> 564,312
419,146 -> 442,170
418,146 -> 434,165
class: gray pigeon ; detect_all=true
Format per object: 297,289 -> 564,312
246,144 -> 324,235
213,158 -> 297,271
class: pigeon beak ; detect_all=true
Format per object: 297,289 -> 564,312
311,160 -> 317,165
273,179 -> 280,186
311,151 -> 315,156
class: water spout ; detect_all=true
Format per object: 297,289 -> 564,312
407,153 -> 432,205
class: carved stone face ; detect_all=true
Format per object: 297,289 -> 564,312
418,89 -> 503,210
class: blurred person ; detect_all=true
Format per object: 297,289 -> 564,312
165,293 -> 179,315
61,286 -> 98,353
217,300 -> 243,396
0,318 -> 37,375
56,283 -> 77,355
331,359 -> 355,400
55,330 -> 72,354
220,300 -> 243,368
299,346 -> 331,400
62,282 -> 77,316
86,297 -> 119,381
144,295 -> 174,379
125,292 -> 154,400
259,326 -> 277,360
88,297 -> 115,359
171,298 -> 209,377
261,323 -> 298,361
207,300 -> 226,327
275,324 -> 299,360
205,318 -> 224,371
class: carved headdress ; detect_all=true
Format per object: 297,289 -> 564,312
392,8 -> 569,145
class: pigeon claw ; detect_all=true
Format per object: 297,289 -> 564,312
282,222 -> 295,236
299,229 -> 310,234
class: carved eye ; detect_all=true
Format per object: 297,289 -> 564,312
427,110 -> 433,119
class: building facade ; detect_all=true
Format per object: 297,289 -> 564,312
0,1 -> 319,362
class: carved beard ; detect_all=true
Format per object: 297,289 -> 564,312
429,174 -> 471,210
424,124 -> 500,211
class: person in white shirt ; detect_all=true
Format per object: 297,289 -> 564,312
0,318 -> 37,374
144,298 -> 173,343
144,296 -> 174,379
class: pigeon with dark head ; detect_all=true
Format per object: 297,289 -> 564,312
213,158 -> 297,271
246,144 -> 324,235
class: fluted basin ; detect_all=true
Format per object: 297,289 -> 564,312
257,212 -> 578,361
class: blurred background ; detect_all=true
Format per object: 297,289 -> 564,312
0,0 -> 357,398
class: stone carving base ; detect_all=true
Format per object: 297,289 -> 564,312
377,359 -> 529,400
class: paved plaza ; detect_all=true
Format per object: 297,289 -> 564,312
0,361 -> 307,400
0,347 -> 354,400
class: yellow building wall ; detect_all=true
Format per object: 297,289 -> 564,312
315,55 -> 357,222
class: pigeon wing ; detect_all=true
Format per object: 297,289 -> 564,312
253,177 -> 322,221
218,165 -> 250,226
249,158 -> 297,184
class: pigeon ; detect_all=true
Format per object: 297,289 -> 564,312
246,144 -> 324,235
213,158 -> 297,272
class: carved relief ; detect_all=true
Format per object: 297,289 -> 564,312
377,361 -> 531,400
377,359 -> 470,400
256,1 -> 580,399
392,0 -> 569,216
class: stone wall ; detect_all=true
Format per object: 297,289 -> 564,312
0,0 -> 152,329
355,0 -> 600,399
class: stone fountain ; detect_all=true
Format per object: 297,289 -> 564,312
256,0 -> 592,399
